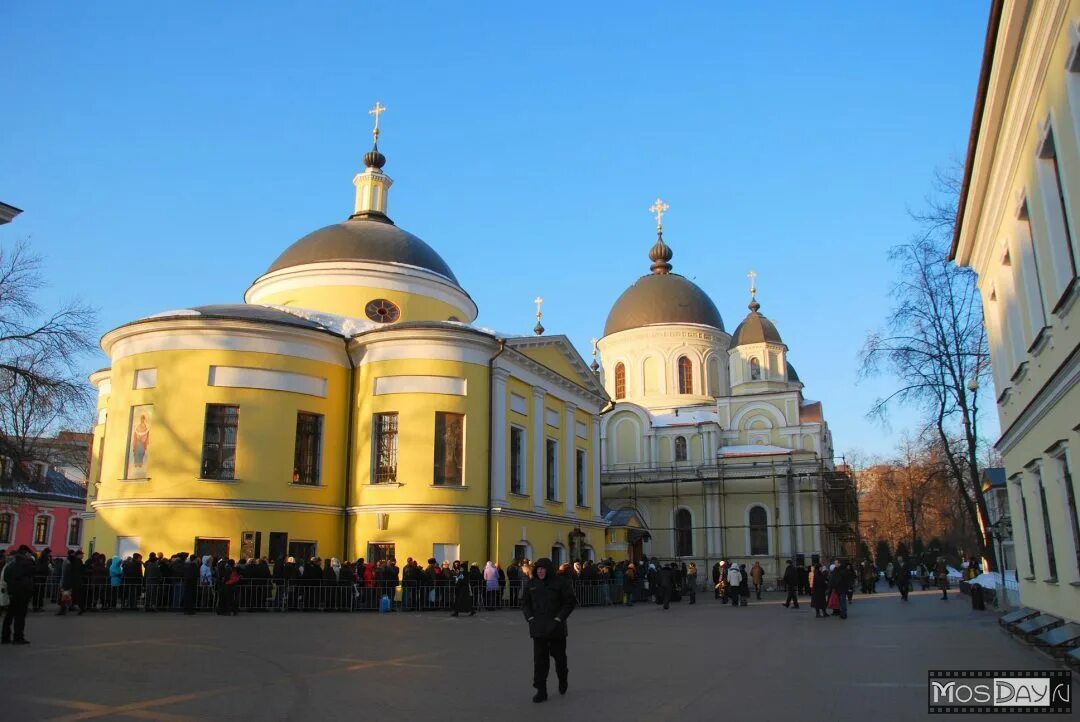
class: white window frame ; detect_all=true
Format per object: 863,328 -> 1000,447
0,509 -> 16,545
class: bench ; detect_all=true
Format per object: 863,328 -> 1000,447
999,607 -> 1038,627
1015,614 -> 1063,639
1034,622 -> 1080,656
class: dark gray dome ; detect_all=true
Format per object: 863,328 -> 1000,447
604,273 -> 725,336
732,300 -> 783,346
786,361 -> 799,382
268,215 -> 459,283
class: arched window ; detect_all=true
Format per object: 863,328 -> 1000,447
748,506 -> 769,555
677,356 -> 693,394
674,436 -> 687,462
614,363 -> 626,400
749,357 -> 761,380
675,508 -> 693,557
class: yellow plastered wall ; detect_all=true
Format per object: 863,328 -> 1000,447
517,346 -> 584,386
86,349 -> 350,556
349,357 -> 491,509
257,285 -> 471,323
89,507 -> 342,560
506,377 -> 534,511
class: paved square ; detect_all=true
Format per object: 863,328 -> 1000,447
1,589 -> 1060,721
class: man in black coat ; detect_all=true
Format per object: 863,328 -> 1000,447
144,553 -> 162,611
658,564 -> 674,610
521,557 -> 577,703
32,548 -> 51,611
782,560 -> 800,609
2,545 -> 36,644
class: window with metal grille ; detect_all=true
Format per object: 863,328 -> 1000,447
545,438 -> 558,501
373,413 -> 399,484
674,436 -> 687,462
675,508 -> 692,557
34,515 -> 50,545
510,426 -> 525,494
67,517 -> 82,546
200,404 -> 239,480
614,363 -> 626,399
0,512 -> 11,544
368,542 -> 396,563
293,412 -> 322,485
749,506 -> 768,555
677,356 -> 692,394
434,412 -> 464,486
575,449 -> 586,506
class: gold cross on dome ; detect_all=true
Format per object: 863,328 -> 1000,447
369,101 -> 387,140
534,296 -> 544,320
649,198 -> 670,230
748,270 -> 757,297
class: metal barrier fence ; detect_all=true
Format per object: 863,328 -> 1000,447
33,578 -> 652,614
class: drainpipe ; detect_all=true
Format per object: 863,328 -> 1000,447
486,339 -> 507,564
342,338 -> 357,561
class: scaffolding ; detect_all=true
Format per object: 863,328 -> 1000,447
601,455 -> 859,574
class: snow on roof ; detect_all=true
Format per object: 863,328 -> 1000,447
263,305 -> 380,336
145,308 -> 202,319
717,444 -> 793,457
651,408 -> 719,427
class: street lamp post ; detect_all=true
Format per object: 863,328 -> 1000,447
989,515 -> 1012,608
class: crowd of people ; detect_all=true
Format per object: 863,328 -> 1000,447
2,542 -> 965,645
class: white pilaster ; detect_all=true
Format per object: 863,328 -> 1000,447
794,477 -> 805,555
564,403 -> 577,516
778,489 -> 791,558
810,480 -> 822,558
490,368 -> 510,507
591,416 -> 602,520
710,485 -> 722,556
649,435 -> 659,467
532,386 -> 547,512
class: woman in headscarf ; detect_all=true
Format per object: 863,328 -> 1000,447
685,562 -> 698,605
450,561 -> 475,617
108,556 -> 123,609
483,561 -> 500,610
811,564 -> 829,618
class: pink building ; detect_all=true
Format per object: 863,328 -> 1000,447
0,434 -> 90,555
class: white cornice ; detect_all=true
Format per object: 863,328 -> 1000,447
506,334 -> 608,398
244,260 -> 478,321
346,503 -> 607,528
92,498 -> 344,515
349,325 -> 497,367
101,318 -> 350,367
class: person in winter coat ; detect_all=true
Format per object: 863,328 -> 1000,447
811,564 -> 829,617
522,558 -> 577,703
32,548 -> 51,612
712,562 -> 723,600
483,561 -> 500,610
657,564 -> 674,610
827,560 -> 852,619
181,555 -> 199,614
622,564 -> 636,606
725,563 -> 743,611
450,563 -> 475,617
685,563 -> 698,605
894,556 -> 911,602
782,560 -> 800,609
2,545 -> 36,644
58,551 -> 87,615
106,556 -> 123,609
934,558 -> 950,600
144,553 -> 162,612
750,561 -> 764,600
739,564 -> 751,605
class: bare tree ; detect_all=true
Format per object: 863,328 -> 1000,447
860,168 -> 997,570
0,239 -> 96,480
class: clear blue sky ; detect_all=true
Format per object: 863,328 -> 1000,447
0,2 -> 996,460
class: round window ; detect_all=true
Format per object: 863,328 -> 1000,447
365,299 -> 400,324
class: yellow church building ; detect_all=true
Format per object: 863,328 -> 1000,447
83,109 -> 608,566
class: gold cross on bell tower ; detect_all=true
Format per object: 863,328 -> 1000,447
369,101 -> 387,142
649,198 -> 670,230
748,270 -> 757,298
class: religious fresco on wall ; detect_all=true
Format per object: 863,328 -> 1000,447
126,405 -> 152,478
